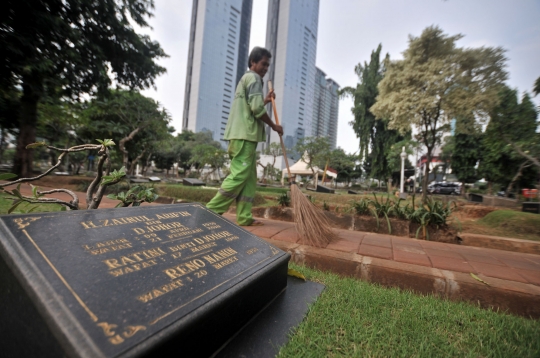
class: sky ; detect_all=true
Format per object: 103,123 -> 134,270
140,0 -> 540,155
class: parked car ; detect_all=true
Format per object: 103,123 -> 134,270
430,182 -> 461,195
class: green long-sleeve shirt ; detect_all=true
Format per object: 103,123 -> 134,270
223,70 -> 267,143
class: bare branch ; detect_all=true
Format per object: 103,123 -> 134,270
86,148 -> 108,208
0,151 -> 67,188
4,191 -> 78,211
37,189 -> 80,209
503,137 -> 540,169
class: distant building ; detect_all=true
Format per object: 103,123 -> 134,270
313,67 -> 339,150
263,0 -> 320,158
182,0 -> 253,147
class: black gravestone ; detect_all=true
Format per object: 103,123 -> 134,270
129,178 -> 150,184
0,204 -> 289,357
183,178 -> 205,186
522,202 -> 540,214
469,193 -> 483,203
316,185 -> 335,194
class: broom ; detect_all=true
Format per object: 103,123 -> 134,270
268,81 -> 339,247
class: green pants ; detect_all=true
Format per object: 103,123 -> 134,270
206,139 -> 257,225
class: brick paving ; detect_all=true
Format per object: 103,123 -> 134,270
226,215 -> 540,287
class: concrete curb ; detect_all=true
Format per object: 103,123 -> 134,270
459,233 -> 540,255
265,238 -> 540,319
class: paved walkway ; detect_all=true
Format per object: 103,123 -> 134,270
3,181 -> 539,317
230,215 -> 540,286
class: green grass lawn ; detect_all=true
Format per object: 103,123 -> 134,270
0,193 -> 64,215
279,264 -> 540,357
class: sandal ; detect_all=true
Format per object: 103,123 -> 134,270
248,220 -> 264,226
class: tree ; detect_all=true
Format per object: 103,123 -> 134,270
1,0 -> 167,177
294,136 -> 330,188
371,26 -> 507,202
534,77 -> 540,97
486,88 -> 540,169
451,132 -> 482,189
258,142 -> 282,182
328,148 -> 358,186
340,45 -> 405,186
479,87 -> 539,194
189,144 -> 228,180
82,91 -> 171,174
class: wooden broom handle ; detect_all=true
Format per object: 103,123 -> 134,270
268,81 -> 292,182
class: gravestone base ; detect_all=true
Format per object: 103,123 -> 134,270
522,202 -> 540,214
469,193 -> 483,203
0,204 -> 293,358
183,178 -> 206,186
316,185 -> 335,194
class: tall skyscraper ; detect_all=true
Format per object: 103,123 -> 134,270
264,0 -> 319,156
313,67 -> 339,150
182,0 -> 252,146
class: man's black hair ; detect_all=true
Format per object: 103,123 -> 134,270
248,47 -> 272,67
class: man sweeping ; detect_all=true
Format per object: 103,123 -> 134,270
206,47 -> 283,226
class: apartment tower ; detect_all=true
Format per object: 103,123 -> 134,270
182,0 -> 253,146
313,67 -> 339,150
264,0 -> 320,155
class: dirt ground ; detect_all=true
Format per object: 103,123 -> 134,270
28,174 -> 95,192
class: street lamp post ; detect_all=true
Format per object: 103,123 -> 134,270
400,146 -> 407,195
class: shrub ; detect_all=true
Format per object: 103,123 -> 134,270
158,185 -> 266,206
409,197 -> 456,239
352,199 -> 372,216
278,193 -> 290,207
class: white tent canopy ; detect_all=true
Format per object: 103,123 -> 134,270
285,159 -> 337,177
281,156 -> 337,185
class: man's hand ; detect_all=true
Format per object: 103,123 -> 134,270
264,89 -> 275,105
272,124 -> 284,136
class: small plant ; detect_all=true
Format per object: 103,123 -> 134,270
389,198 -> 412,220
409,197 -> 456,239
352,198 -> 372,216
368,193 -> 395,234
277,192 -> 290,207
323,201 -> 330,211
107,185 -> 158,207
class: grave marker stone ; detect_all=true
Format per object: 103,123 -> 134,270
0,204 -> 289,357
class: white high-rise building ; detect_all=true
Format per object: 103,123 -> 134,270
264,0 -> 319,157
182,0 -> 252,147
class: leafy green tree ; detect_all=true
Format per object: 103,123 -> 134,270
339,45 -> 404,185
37,99 -> 89,171
371,26 -> 507,202
479,87 -> 539,194
339,45 -> 388,161
1,0 -> 167,177
294,136 -> 330,188
81,91 -> 171,174
534,77 -> 540,97
451,132 -> 482,187
258,142 -> 282,182
189,144 -> 228,180
328,148 -> 358,186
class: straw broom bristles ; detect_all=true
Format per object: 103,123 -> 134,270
290,184 -> 339,247
268,80 -> 338,247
